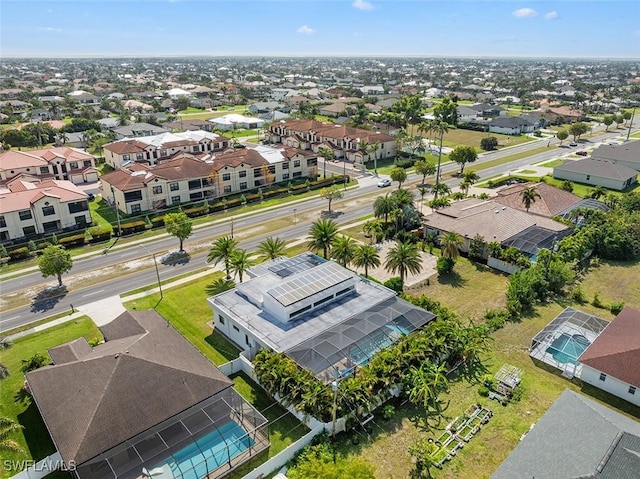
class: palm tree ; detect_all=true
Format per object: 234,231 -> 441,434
440,231 -> 464,260
590,185 -> 607,200
307,219 -> 338,259
0,417 -> 25,454
392,188 -> 414,208
462,170 -> 480,185
207,236 -> 238,280
331,235 -> 357,267
318,146 -> 334,179
353,244 -> 380,277
417,186 -> 429,214
374,193 -> 396,223
230,249 -> 254,282
385,240 -> 423,286
257,236 -> 287,261
431,182 -> 451,199
424,232 -> 438,254
0,338 -> 11,380
425,120 -> 449,188
362,220 -> 383,245
520,186 -> 540,213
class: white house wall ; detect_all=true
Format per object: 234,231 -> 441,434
552,169 -> 630,191
580,364 -> 640,407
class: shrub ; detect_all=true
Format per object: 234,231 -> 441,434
27,240 -> 38,253
592,291 -> 604,308
609,301 -> 625,315
436,256 -> 455,275
478,385 -> 490,397
382,404 -> 395,420
484,309 -> 509,331
88,227 -> 112,242
571,285 -> 586,304
9,247 -> 30,261
0,244 -> 7,258
511,384 -> 525,403
37,241 -> 52,250
151,216 -> 165,228
480,136 -> 499,151
384,276 -> 404,293
120,221 -> 146,235
59,233 -> 86,247
183,206 -> 208,218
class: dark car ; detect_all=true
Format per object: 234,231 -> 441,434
87,193 -> 95,201
576,150 -> 588,156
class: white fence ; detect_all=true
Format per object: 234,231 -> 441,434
488,256 -> 521,274
9,453 -> 62,479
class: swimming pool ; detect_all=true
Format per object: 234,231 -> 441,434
546,333 -> 590,365
157,421 -> 253,479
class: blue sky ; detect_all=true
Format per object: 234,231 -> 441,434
1,1 -> 639,58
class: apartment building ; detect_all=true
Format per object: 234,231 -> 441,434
100,145 -> 317,214
0,147 -> 98,185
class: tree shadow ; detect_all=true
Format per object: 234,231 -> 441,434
161,251 -> 191,266
17,401 -> 56,460
30,285 -> 67,313
321,210 -> 344,219
437,271 -> 467,288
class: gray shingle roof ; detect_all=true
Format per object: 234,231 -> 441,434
491,389 -> 640,479
591,140 -> 640,167
554,158 -> 639,180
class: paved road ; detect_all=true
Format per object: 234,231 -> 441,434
0,125 -> 634,331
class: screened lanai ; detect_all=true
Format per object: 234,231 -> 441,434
75,388 -> 269,479
285,296 -> 436,383
530,307 -> 609,378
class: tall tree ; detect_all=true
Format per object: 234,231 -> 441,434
433,95 -> 458,125
414,159 -> 436,185
307,219 -> 338,259
556,129 -> 568,145
385,241 -> 423,286
390,167 -> 407,189
520,186 -> 541,213
374,193 -> 396,223
320,185 -> 344,214
392,94 -> 424,126
257,236 -> 287,260
603,115 -> 613,131
164,211 -> 193,252
207,236 -> 238,279
230,249 -> 254,282
352,244 -> 380,277
569,122 -> 589,141
440,231 -> 464,260
318,147 -> 334,179
38,245 -> 73,287
331,235 -> 356,267
424,120 -> 449,189
449,145 -> 478,174
362,220 -> 383,244
431,182 -> 451,200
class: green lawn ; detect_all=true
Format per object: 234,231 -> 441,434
178,107 -> 207,115
467,146 -> 552,175
537,158 -> 564,168
227,373 -> 310,478
123,273 -> 240,365
0,317 -> 102,476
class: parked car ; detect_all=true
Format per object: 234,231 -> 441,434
569,142 -> 578,147
87,193 -> 95,201
377,178 -> 392,188
576,150 -> 588,156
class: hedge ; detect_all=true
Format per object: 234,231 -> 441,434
59,233 -> 86,247
151,216 -> 165,227
88,227 -> 112,242
119,221 -> 146,235
9,247 -> 30,261
183,206 -> 208,218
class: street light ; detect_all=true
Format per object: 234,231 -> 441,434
230,217 -> 235,239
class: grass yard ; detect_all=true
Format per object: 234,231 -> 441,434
178,107 -> 207,115
227,373 -> 310,478
441,129 -> 533,152
341,260 -> 640,478
123,272 -> 240,365
410,257 -> 509,320
578,259 -> 640,311
537,158 -> 564,168
0,317 -> 102,476
468,146 -> 552,174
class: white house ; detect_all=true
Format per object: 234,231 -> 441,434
578,306 -> 640,407
207,114 -> 265,131
0,179 -> 91,241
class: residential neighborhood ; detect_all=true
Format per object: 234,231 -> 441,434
0,22 -> 639,479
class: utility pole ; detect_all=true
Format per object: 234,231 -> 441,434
626,106 -> 636,142
110,185 -> 121,236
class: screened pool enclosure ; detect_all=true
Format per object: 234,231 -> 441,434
75,388 -> 269,479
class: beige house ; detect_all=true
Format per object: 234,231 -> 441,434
103,130 -> 230,169
100,145 -> 317,214
0,179 -> 91,241
0,147 -> 97,184
268,119 -> 396,167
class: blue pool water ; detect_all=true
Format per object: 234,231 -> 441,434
546,333 -> 590,365
349,324 -> 410,366
159,422 -> 253,479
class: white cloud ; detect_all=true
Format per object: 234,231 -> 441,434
545,11 -> 558,20
352,0 -> 374,11
512,8 -> 537,18
39,27 -> 63,33
297,25 -> 316,35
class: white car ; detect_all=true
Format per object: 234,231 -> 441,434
377,178 -> 391,188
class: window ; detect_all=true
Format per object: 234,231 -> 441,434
307,158 -> 317,167
599,373 -> 607,382
136,153 -> 144,161
123,154 -> 130,161
171,196 -> 181,205
130,204 -> 141,214
293,171 -> 302,178
42,220 -> 58,233
192,145 -> 200,152
189,192 -> 203,201
19,210 -> 32,221
586,175 -> 591,181
170,182 -> 179,191
152,186 -> 163,195
253,168 -> 262,177
268,165 -> 276,174
0,216 -> 6,228
124,190 -> 143,203
239,170 -> 247,178
282,162 -> 289,170
42,205 -> 55,216
293,160 -> 301,167
222,173 -> 231,181
23,226 -> 36,235
83,160 -> 92,167
218,315 -> 225,325
254,179 -> 264,187
224,185 -> 232,193
39,166 -> 49,174
188,179 -> 201,190
240,182 -> 247,190
68,201 -> 88,214
159,150 -> 167,157
233,324 -> 240,332
282,173 -> 290,180
69,162 -> 79,169
629,386 -> 636,395
245,334 -> 251,346
75,215 -> 88,226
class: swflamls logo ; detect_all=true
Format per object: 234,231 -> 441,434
3,460 -> 76,472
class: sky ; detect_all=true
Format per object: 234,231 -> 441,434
1,0 -> 639,58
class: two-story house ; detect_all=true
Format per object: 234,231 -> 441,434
100,145 -> 317,214
102,130 -> 231,169
0,147 -> 98,185
267,119 -> 396,167
112,122 -> 170,140
0,179 -> 92,242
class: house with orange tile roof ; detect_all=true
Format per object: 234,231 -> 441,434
0,179 -> 92,241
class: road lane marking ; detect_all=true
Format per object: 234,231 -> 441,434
82,290 -> 105,297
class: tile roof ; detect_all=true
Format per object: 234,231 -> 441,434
494,182 -> 582,217
579,306 -> 640,387
0,147 -> 93,170
0,180 -> 88,214
26,310 -> 232,466
554,158 -> 639,180
423,198 -> 568,243
103,130 -> 228,154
